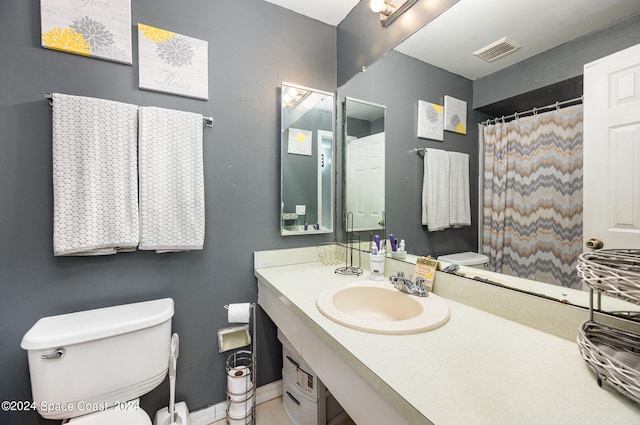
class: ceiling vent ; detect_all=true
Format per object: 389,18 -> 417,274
473,37 -> 521,62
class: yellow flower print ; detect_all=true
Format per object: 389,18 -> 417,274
139,23 -> 176,43
42,27 -> 91,55
456,123 -> 466,134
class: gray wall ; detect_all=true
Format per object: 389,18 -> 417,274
337,50 -> 480,256
336,0 -> 460,86
0,1 -> 335,424
474,13 -> 640,109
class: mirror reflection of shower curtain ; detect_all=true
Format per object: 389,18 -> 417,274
481,105 -> 583,288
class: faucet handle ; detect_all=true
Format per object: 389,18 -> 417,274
396,271 -> 405,278
415,277 -> 429,296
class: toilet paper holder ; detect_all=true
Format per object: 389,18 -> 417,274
222,303 -> 256,425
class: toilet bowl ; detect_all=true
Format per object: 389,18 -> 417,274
20,298 -> 174,424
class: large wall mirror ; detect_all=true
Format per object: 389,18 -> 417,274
336,5 -> 640,321
281,82 -> 334,236
343,97 -> 386,232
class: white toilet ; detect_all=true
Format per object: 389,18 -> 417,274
20,298 -> 174,424
437,251 -> 489,269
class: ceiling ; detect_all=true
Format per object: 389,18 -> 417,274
264,0 -> 359,26
264,0 -> 640,80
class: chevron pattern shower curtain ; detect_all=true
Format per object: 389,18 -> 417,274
482,105 -> 583,288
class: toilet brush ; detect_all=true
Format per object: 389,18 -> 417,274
154,333 -> 191,425
168,334 -> 179,425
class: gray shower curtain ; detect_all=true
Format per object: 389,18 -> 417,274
481,105 -> 583,288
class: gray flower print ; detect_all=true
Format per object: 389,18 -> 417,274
70,16 -> 115,51
450,114 -> 461,128
425,104 -> 439,123
156,36 -> 194,67
94,44 -> 129,63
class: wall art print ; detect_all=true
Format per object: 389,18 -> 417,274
138,23 -> 209,100
40,0 -> 132,64
444,95 -> 467,135
417,100 -> 444,141
287,128 -> 312,156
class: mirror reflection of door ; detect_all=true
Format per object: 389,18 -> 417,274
584,42 -> 640,250
344,98 -> 386,231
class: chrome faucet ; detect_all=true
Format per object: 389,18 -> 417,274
389,271 -> 429,297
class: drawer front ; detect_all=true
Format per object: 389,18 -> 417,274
279,330 -> 322,400
283,373 -> 322,425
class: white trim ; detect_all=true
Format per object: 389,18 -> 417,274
189,380 -> 283,425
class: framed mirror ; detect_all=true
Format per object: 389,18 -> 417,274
343,97 -> 386,232
335,5 -> 640,321
280,82 -> 334,236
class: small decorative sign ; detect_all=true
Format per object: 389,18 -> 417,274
444,95 -> 467,135
414,256 -> 439,292
417,100 -> 444,141
287,128 -> 312,156
40,0 -> 132,64
138,23 -> 209,100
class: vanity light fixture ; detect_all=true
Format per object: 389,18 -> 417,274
282,86 -> 310,110
370,0 -> 420,27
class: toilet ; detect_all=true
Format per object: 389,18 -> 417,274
20,298 -> 174,424
437,251 -> 489,269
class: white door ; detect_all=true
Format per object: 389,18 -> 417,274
345,133 -> 385,231
584,42 -> 640,250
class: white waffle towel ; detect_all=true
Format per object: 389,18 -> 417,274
422,148 -> 450,231
138,107 -> 205,252
52,93 -> 139,256
448,151 -> 471,227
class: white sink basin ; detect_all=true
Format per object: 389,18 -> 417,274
316,280 -> 450,334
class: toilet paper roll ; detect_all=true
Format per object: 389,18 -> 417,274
227,394 -> 255,419
227,366 -> 253,395
228,303 -> 251,323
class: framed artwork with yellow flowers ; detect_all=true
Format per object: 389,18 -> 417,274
137,23 -> 209,100
40,0 -> 132,65
443,95 -> 467,135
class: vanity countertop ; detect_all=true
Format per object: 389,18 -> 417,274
255,260 -> 640,425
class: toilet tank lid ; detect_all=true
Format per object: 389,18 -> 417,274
437,252 -> 489,266
21,298 -> 174,350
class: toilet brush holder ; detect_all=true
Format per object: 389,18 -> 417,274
154,401 -> 191,425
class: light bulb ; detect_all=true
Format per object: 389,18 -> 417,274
370,0 -> 386,13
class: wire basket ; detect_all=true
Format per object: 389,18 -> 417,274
577,320 -> 640,404
576,250 -> 640,305
317,243 -> 345,266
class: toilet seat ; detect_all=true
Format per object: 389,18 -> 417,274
67,406 -> 151,425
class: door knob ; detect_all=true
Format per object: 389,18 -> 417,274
585,238 -> 604,250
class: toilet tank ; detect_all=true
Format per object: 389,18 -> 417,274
20,298 -> 174,420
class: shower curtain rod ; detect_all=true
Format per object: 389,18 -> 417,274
481,95 -> 583,126
45,92 -> 214,128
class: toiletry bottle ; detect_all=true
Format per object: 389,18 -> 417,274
399,240 -> 406,253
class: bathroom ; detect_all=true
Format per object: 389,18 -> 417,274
1,1 -> 640,424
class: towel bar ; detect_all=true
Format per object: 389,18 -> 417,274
45,92 -> 214,127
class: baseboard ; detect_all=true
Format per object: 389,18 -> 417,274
189,380 -> 283,425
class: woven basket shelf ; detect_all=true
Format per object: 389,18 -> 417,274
577,321 -> 640,404
576,249 -> 640,404
577,249 -> 640,306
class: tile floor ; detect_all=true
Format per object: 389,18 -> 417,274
210,398 -> 293,425
210,397 -> 355,425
